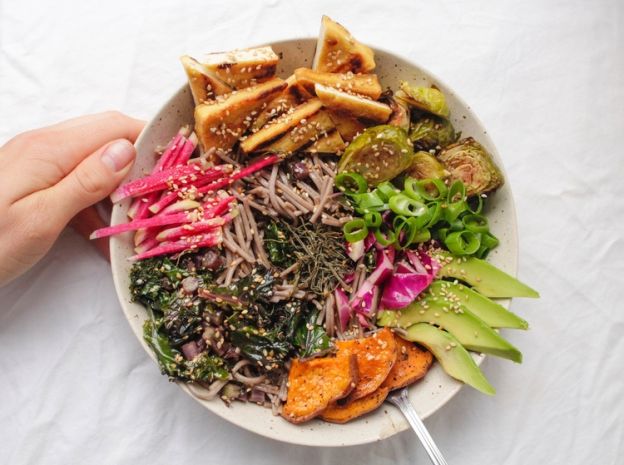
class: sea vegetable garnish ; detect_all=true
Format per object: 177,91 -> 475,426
281,221 -> 351,296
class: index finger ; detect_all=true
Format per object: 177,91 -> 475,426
1,111 -> 145,202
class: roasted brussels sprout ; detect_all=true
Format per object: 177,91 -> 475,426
338,125 -> 414,185
396,82 -> 450,119
406,151 -> 448,180
438,138 -> 504,196
409,115 -> 458,151
382,94 -> 410,131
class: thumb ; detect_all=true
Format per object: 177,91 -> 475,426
47,139 -> 136,223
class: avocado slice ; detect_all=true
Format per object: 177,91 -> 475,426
377,296 -> 522,363
427,280 -> 529,329
402,323 -> 495,395
434,251 -> 539,298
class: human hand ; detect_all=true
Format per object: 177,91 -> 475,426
0,112 -> 144,286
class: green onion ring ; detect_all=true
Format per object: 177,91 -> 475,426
443,200 -> 466,223
343,218 -> 368,243
449,218 -> 465,232
480,231 -> 500,249
462,214 -> 489,233
374,228 -> 396,247
475,246 -> 490,259
406,178 -> 448,201
426,201 -> 443,227
375,181 -> 400,202
467,195 -> 484,214
392,216 -> 416,249
389,194 -> 427,217
437,227 -> 449,242
364,211 -> 382,228
352,191 -> 386,212
335,172 -> 368,195
412,228 -> 432,244
403,178 -> 423,201
444,230 -> 481,255
447,180 -> 466,203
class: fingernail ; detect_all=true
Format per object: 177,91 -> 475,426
101,139 -> 135,172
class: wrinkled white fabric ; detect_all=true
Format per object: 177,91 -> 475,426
1,0 -> 622,463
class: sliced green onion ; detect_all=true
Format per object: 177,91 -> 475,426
467,195 -> 483,214
392,215 -> 409,231
406,178 -> 448,201
462,214 -> 489,233
475,246 -> 490,259
335,172 -> 368,195
480,231 -> 500,249
426,201 -> 443,227
352,191 -> 386,212
364,211 -> 382,228
444,230 -> 481,255
447,180 -> 466,203
392,216 -> 416,249
443,200 -> 466,223
343,218 -> 368,243
375,181 -> 400,202
374,228 -> 396,247
412,228 -> 431,243
403,178 -> 423,201
436,227 -> 449,242
449,218 -> 465,232
475,233 -> 498,259
411,208 -> 432,230
389,194 -> 427,217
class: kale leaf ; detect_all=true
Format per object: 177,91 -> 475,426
143,317 -> 227,383
229,327 -> 292,366
228,300 -> 332,366
264,221 -> 294,268
293,311 -> 332,358
130,257 -> 189,312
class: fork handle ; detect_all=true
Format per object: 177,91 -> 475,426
387,390 -> 449,465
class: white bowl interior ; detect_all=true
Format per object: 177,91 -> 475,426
110,38 -> 518,447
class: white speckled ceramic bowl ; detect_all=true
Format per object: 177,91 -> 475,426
110,38 -> 518,447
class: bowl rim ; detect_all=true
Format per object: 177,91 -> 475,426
111,37 -> 519,447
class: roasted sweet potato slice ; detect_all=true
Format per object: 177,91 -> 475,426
315,84 -> 392,123
240,98 -> 323,153
321,386 -> 390,424
263,110 -> 336,154
180,55 -> 232,104
312,15 -> 375,74
282,353 -> 358,424
381,335 -> 434,391
295,67 -> 382,99
200,46 -> 279,89
336,328 -> 397,401
327,110 -> 366,142
194,78 -> 287,154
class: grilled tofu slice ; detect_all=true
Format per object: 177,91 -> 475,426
200,46 -> 279,89
180,55 -> 232,104
295,67 -> 382,99
312,15 -> 375,74
316,84 -> 391,123
305,130 -> 346,154
250,75 -> 314,132
263,110 -> 336,155
194,78 -> 287,155
327,110 -> 366,142
241,98 -> 323,153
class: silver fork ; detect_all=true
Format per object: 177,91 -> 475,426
386,388 -> 449,465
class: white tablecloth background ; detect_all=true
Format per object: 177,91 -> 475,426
1,0 -> 622,463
